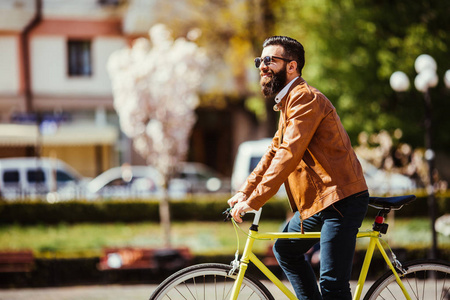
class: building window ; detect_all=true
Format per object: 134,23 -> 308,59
68,40 -> 92,76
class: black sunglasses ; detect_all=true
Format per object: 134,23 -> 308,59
254,56 -> 292,68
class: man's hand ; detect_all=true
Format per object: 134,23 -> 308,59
230,201 -> 253,223
227,192 -> 252,223
227,191 -> 246,207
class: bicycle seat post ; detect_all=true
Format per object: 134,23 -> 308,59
372,208 -> 390,234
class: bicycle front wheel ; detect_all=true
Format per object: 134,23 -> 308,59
364,259 -> 450,300
149,263 -> 274,300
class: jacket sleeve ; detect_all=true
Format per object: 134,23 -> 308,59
245,88 -> 327,210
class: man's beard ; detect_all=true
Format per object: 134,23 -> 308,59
260,67 -> 287,98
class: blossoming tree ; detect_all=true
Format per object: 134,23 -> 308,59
107,24 -> 208,247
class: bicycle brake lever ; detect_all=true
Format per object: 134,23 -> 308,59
223,208 -> 232,222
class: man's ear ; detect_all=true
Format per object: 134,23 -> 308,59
287,60 -> 298,74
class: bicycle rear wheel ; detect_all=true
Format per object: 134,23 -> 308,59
364,259 -> 450,300
149,263 -> 274,300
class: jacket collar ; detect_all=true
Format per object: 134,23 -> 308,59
273,77 -> 304,111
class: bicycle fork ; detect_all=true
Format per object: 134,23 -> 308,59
229,230 -> 298,300
354,233 -> 411,300
229,231 -> 255,300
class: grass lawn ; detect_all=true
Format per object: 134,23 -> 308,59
0,218 -> 448,259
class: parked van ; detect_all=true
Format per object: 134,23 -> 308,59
0,157 -> 85,201
231,138 -> 287,195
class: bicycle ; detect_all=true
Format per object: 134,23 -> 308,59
150,195 -> 450,300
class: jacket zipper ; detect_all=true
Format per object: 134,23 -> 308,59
280,104 -> 305,233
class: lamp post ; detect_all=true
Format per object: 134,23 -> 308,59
390,54 -> 450,260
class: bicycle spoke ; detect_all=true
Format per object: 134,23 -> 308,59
406,272 -> 419,299
442,287 -> 449,300
385,286 -> 397,299
183,280 -> 196,299
240,284 -> 255,300
364,261 -> 450,300
150,263 -> 274,300
174,286 -> 188,300
221,276 -> 228,300
193,276 -> 198,300
248,290 -> 257,300
419,271 -> 424,299
203,275 -> 206,300
440,272 -> 448,300
223,285 -> 232,300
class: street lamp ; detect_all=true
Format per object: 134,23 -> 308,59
390,54 -> 450,260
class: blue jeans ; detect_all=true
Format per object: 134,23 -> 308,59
273,191 -> 369,300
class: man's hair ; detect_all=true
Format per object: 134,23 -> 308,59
263,36 -> 305,76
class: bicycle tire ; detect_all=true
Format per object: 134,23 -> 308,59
363,259 -> 450,300
149,263 -> 275,300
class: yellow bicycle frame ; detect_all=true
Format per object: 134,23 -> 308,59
229,228 -> 411,300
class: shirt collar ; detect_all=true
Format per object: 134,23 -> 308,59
274,76 -> 299,104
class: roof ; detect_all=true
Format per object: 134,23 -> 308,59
0,123 -> 118,146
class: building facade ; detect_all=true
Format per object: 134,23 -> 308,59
0,0 -> 130,177
0,0 -> 268,179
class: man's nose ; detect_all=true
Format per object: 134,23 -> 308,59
260,63 -> 269,71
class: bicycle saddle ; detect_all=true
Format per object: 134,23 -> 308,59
369,194 -> 416,209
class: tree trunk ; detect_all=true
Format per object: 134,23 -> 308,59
159,177 -> 171,248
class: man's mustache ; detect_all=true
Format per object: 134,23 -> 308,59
261,70 -> 273,77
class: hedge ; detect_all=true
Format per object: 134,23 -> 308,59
0,194 -> 448,225
0,196 -> 289,225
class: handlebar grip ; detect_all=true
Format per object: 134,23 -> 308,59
222,208 -> 262,224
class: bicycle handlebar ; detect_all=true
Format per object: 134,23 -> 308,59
223,207 -> 262,226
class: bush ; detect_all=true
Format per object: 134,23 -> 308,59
0,196 -> 288,225
0,200 -> 160,225
0,194 -> 447,225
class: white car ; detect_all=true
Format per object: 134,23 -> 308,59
85,165 -> 166,200
358,158 -> 416,195
84,162 -> 230,200
173,162 -> 231,194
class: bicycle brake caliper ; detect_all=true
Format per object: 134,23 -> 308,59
229,250 -> 240,276
392,253 -> 407,275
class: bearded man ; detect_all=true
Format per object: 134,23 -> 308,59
227,36 -> 369,300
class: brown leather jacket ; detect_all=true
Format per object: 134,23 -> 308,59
240,77 -> 368,221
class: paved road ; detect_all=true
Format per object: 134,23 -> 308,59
0,281 -> 372,300
1,278 -> 447,299
0,284 -> 154,300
